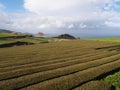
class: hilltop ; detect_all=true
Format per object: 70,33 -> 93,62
55,34 -> 76,39
0,29 -> 13,33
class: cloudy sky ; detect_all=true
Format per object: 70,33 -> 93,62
0,0 -> 120,38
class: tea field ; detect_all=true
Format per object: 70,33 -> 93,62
0,40 -> 120,90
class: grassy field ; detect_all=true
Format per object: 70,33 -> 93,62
6,37 -> 54,43
0,37 -> 55,45
0,32 -> 55,45
0,33 -> 17,37
0,33 -> 24,38
87,37 -> 120,42
0,39 -> 15,44
17,37 -> 55,44
0,40 -> 120,90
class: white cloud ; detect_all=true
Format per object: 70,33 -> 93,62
7,14 -> 80,32
1,11 -> 120,33
24,0 -> 79,11
23,0 -> 120,27
105,21 -> 120,27
79,23 -> 87,29
0,3 -> 4,9
0,13 -> 7,22
1,0 -> 120,36
24,0 -> 110,15
68,24 -> 74,29
0,3 -> 9,29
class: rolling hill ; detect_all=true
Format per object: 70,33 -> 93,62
0,29 -> 13,33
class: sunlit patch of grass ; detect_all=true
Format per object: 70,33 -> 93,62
104,71 -> 120,90
87,37 -> 120,42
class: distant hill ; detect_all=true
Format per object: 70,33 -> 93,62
0,29 -> 33,38
0,29 -> 13,33
34,32 -> 45,37
55,34 -> 76,39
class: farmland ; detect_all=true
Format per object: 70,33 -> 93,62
0,40 -> 120,90
0,32 -> 54,46
0,33 -> 21,38
87,37 -> 120,42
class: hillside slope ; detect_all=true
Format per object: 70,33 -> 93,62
0,29 -> 12,33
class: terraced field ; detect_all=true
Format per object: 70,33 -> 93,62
0,40 -> 120,90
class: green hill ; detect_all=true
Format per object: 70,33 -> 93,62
55,34 -> 76,39
0,29 -> 13,33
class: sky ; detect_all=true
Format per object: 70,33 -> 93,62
0,0 -> 120,38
